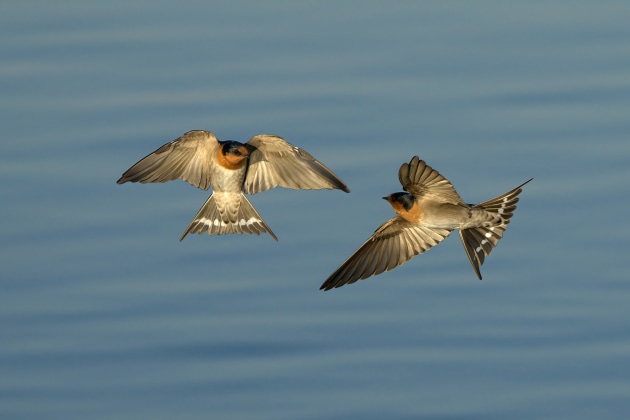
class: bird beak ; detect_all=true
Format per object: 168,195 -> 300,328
382,196 -> 389,201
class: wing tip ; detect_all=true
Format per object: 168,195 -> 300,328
319,279 -> 337,291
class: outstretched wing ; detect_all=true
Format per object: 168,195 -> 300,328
320,217 -> 452,291
117,130 -> 220,190
398,156 -> 464,205
243,134 -> 350,194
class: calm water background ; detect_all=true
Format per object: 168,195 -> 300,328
2,1 -> 630,419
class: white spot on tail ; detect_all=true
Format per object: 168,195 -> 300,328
199,217 -> 260,228
498,196 -> 510,214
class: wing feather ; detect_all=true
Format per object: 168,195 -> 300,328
399,156 -> 464,205
320,218 -> 452,290
117,130 -> 219,190
243,134 -> 349,194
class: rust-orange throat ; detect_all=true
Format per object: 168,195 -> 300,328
384,192 -> 424,223
217,141 -> 250,170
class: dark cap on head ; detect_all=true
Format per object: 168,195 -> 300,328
383,192 -> 415,211
221,141 -> 249,157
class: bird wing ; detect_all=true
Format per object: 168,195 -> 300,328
320,217 -> 452,290
116,130 -> 220,190
243,134 -> 350,194
398,156 -> 465,205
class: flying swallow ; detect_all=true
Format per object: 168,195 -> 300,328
320,156 -> 531,290
117,130 -> 350,241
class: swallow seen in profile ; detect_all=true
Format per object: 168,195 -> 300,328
117,130 -> 350,241
320,156 -> 532,290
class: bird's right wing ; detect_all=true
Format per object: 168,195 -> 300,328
117,130 -> 220,190
320,217 -> 452,290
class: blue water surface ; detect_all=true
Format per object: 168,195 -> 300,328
2,1 -> 630,419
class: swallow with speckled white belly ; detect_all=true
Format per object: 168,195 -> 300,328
117,130 -> 350,241
320,156 -> 531,290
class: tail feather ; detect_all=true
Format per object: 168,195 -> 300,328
459,178 -> 532,279
180,192 -> 277,241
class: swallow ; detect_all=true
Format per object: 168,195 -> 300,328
320,156 -> 532,290
117,130 -> 350,241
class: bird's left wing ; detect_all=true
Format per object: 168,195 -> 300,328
399,156 -> 464,205
243,134 -> 350,194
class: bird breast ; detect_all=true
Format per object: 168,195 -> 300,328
212,164 -> 247,192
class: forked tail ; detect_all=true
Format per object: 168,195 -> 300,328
180,192 -> 277,241
459,178 -> 533,279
